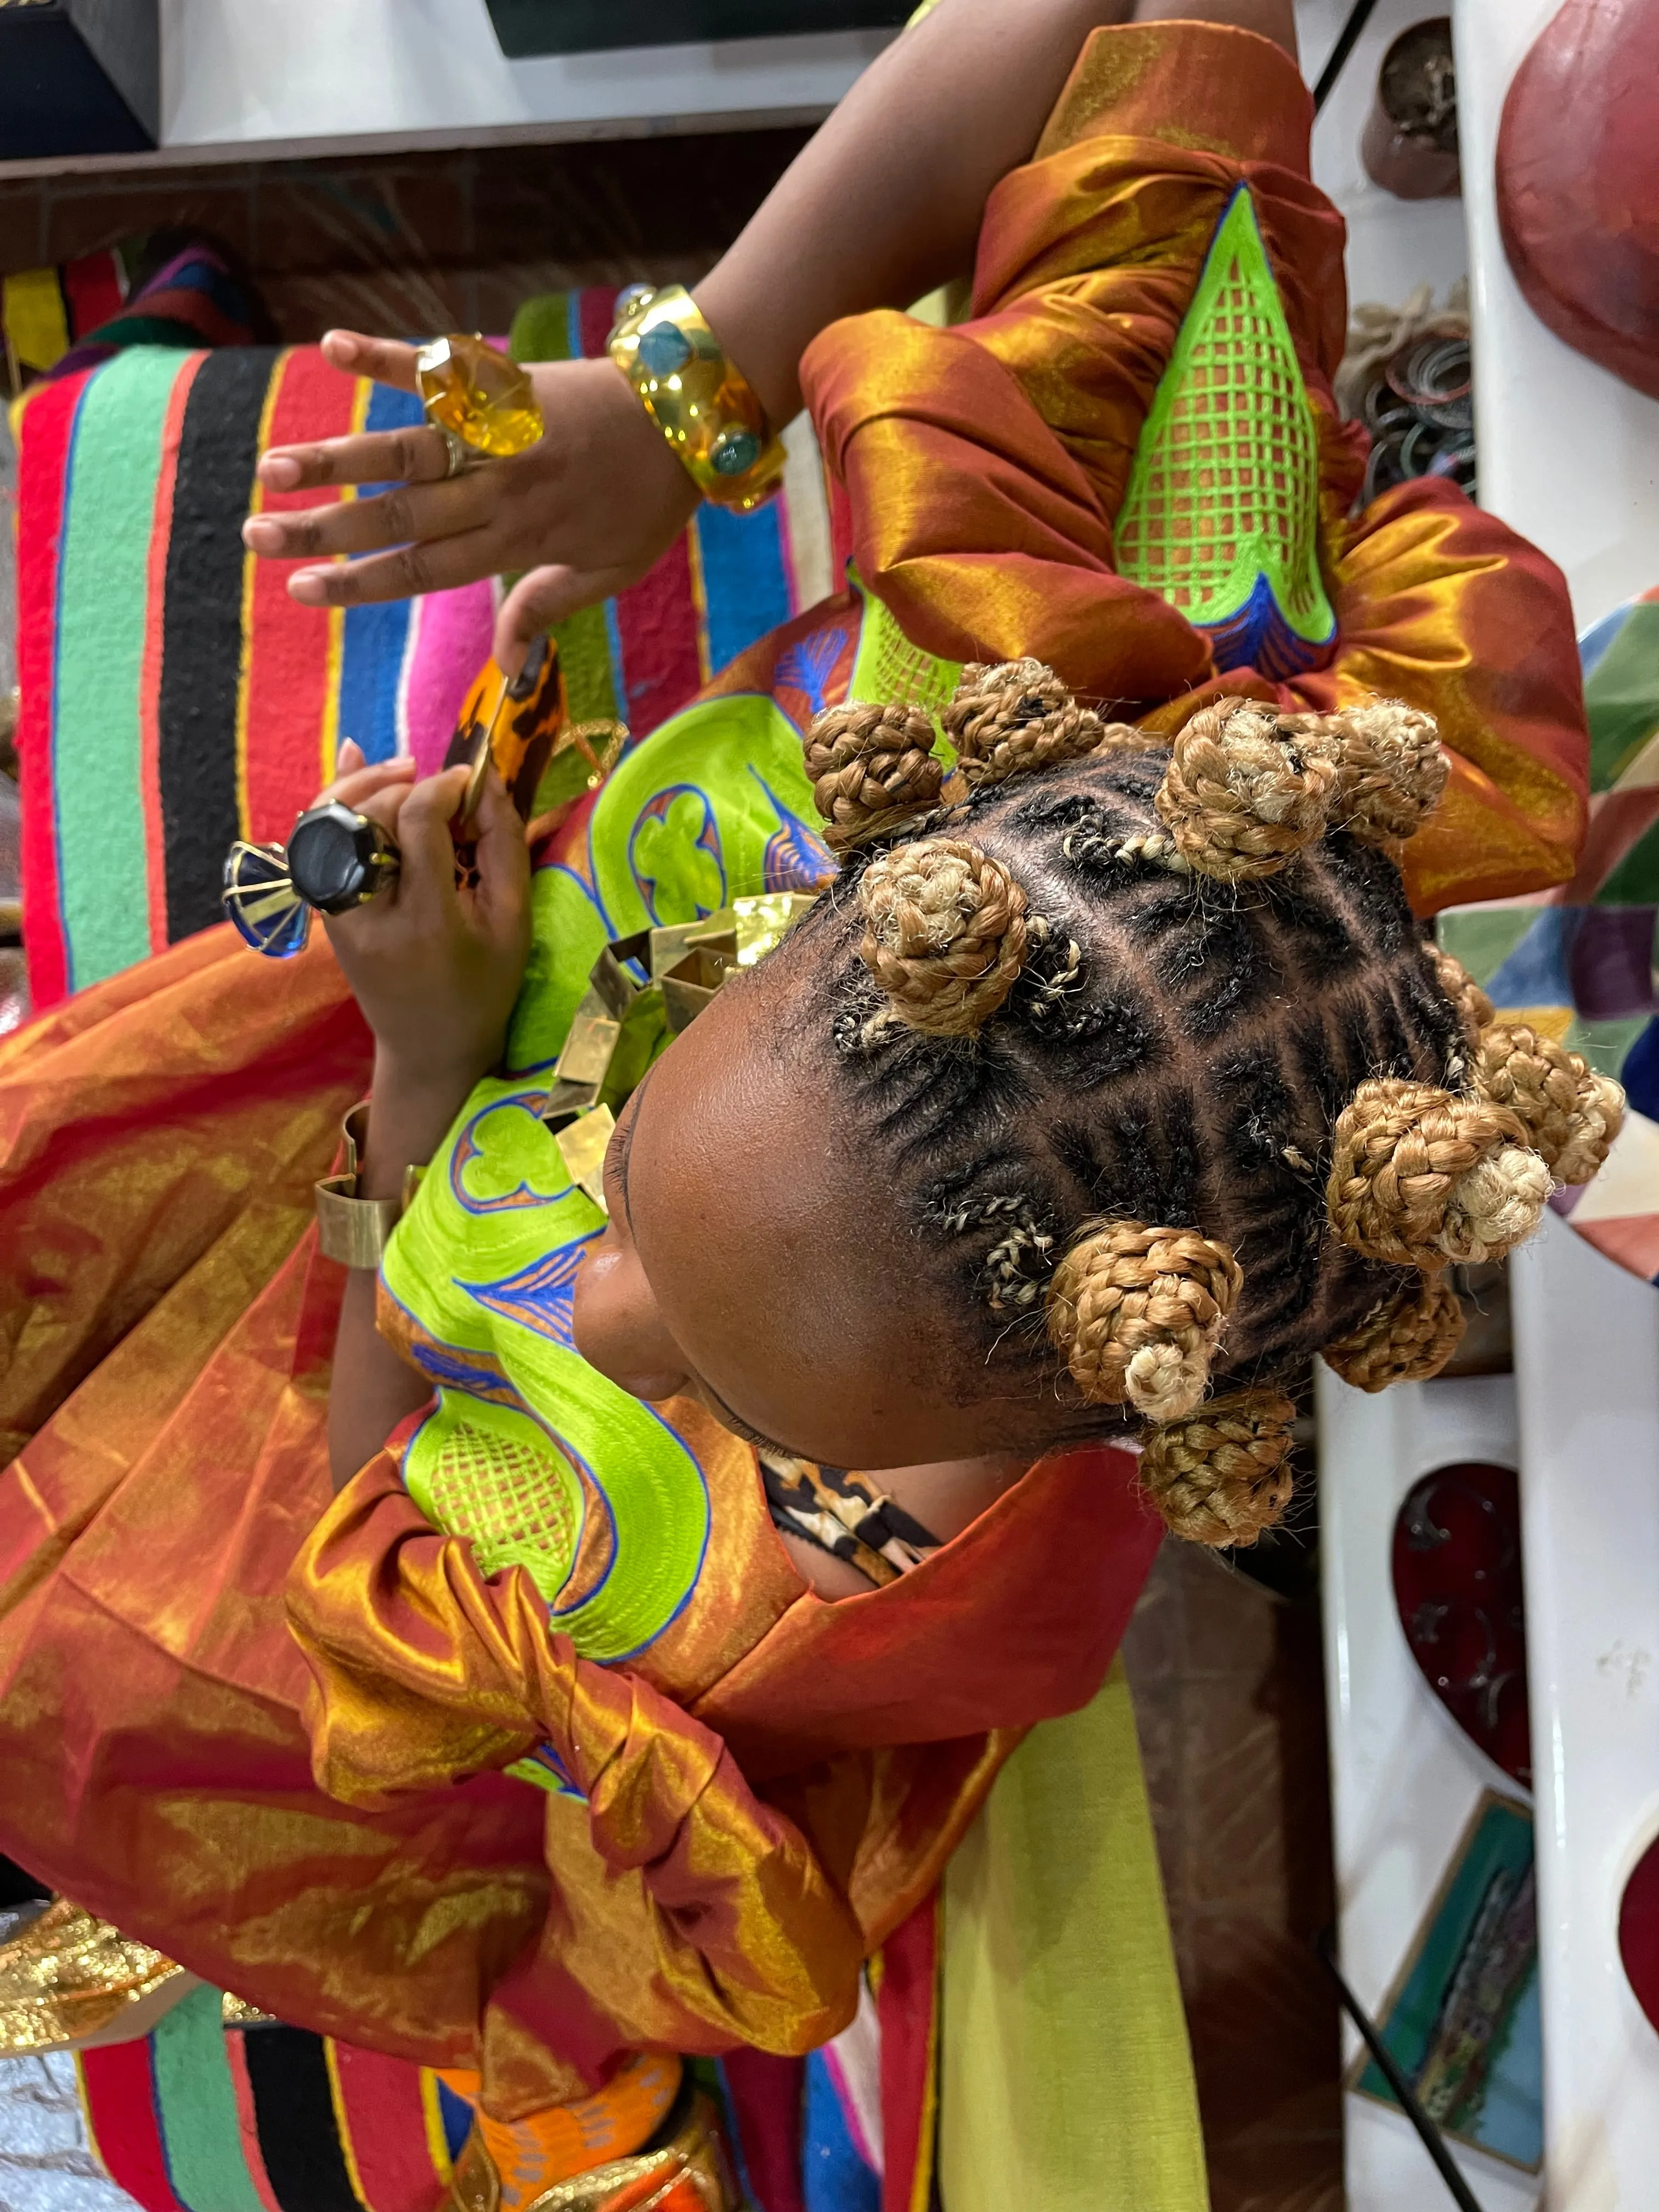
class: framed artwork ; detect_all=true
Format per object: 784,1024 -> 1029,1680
1347,1790 -> 1544,2174
484,1 -> 911,57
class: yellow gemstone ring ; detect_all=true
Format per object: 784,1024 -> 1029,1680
416,334 -> 545,467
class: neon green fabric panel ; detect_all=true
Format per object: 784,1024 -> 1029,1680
940,1660 -> 1209,2212
1115,187 -> 1334,648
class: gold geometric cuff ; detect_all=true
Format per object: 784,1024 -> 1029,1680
607,283 -> 785,513
314,1102 -> 407,1269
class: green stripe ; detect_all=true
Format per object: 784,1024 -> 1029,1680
151,1984 -> 269,2212
553,601 -> 620,724
509,290 -> 572,364
54,346 -> 185,986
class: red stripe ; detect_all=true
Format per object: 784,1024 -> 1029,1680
878,1895 -> 940,2212
718,2051 -> 806,2212
577,287 -> 620,362
241,348 -> 358,842
224,2034 -> 286,2212
329,2041 -> 447,2212
63,250 -> 126,336
80,2041 -> 193,2212
612,530 -> 703,738
13,373 -> 87,1008
139,351 -> 206,951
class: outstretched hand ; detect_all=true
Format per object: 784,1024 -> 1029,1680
242,330 -> 699,673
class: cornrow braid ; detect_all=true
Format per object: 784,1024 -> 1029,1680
764,673 -> 1612,1549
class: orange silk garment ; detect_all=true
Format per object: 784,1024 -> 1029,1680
0,926 -> 1161,2118
800,20 -> 1588,912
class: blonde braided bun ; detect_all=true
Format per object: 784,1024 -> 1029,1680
1045,1221 -> 1243,1422
1295,698 -> 1448,845
804,701 -> 945,851
857,837 -> 1030,1035
1154,699 -> 1338,880
1140,1389 -> 1297,1548
1427,944 -> 1495,1040
944,658 -> 1133,789
1474,1021 -> 1626,1186
1323,1273 -> 1466,1391
1327,1078 -> 1551,1267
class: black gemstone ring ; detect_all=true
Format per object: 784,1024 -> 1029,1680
287,802 -> 402,915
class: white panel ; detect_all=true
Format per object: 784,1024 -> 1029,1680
157,0 -> 893,155
1510,1215 -> 1659,2210
1319,1363 -> 1541,2212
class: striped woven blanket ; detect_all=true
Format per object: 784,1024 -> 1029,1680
14,288 -> 836,1008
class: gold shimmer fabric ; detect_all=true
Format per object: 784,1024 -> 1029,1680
0,932 -> 1159,2118
801,21 -> 1588,912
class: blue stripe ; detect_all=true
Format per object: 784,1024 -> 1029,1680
803,2050 -> 879,2212
602,595 -> 629,724
566,292 -> 585,360
436,2078 -> 475,2160
337,382 -> 424,760
694,500 -> 792,678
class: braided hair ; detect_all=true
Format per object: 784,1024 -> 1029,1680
780,667 -> 1624,1549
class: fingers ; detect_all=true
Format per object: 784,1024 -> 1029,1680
314,754 -> 416,810
253,422 -> 453,501
393,765 -> 472,918
245,470 -> 478,558
470,768 -> 532,934
320,331 -> 420,390
285,523 -> 504,609
496,566 -> 625,669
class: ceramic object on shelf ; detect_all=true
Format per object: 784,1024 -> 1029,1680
1497,0 -> 1659,400
1361,19 -> 1460,200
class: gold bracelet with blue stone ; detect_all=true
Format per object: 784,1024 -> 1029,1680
607,283 -> 785,512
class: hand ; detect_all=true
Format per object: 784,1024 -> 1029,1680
240,331 -> 699,673
318,742 -> 532,1105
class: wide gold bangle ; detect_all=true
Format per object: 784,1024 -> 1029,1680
314,1103 -> 415,1270
607,283 -> 785,512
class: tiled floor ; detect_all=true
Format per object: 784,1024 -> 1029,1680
1124,1539 -> 1344,2212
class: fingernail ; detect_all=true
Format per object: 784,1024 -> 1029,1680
259,455 -> 301,489
242,516 -> 284,552
288,571 -> 328,606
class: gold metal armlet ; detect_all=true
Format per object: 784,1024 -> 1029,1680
607,283 -> 785,512
314,1102 -> 420,1269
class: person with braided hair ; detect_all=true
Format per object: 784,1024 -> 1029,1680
0,3 -> 1611,2205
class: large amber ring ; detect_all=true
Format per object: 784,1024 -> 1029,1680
607,283 -> 785,512
417,333 -> 545,462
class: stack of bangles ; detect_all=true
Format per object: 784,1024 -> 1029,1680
415,284 -> 785,511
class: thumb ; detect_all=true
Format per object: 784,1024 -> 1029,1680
496,566 -> 620,670
472,767 -> 531,930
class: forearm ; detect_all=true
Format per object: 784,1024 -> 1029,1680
696,0 -> 1133,424
696,0 -> 1297,426
326,1056 -> 474,1491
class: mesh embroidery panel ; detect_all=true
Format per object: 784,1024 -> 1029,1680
847,574 -> 961,714
1115,187 -> 1336,664
413,1402 -> 585,1602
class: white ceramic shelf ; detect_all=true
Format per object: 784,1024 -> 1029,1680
1319,1363 -> 1542,2212
0,0 -> 896,178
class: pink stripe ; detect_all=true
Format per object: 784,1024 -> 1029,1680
822,2046 -> 879,2172
577,289 -> 620,362
402,583 -> 495,777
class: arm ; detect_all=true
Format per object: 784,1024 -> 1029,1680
244,0 -> 1294,663
317,747 -> 532,1490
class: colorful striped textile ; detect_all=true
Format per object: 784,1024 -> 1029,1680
76,1987 -> 466,2212
48,244 -> 261,385
1438,592 -> 1659,1285
15,291 -> 834,1009
2,250 -> 125,384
